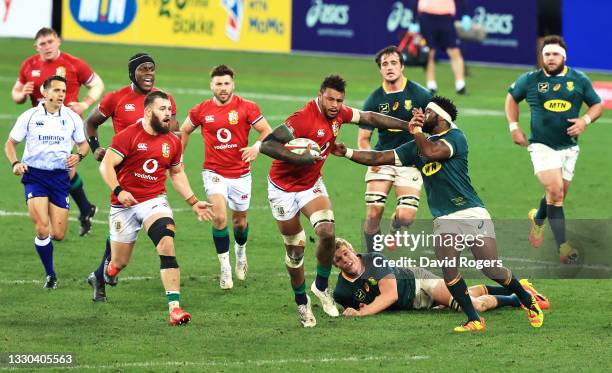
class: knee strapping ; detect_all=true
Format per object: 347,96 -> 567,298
365,192 -> 387,206
309,209 -> 334,229
397,194 -> 420,209
285,251 -> 304,268
148,217 -> 176,247
159,255 -> 179,269
282,230 -> 306,246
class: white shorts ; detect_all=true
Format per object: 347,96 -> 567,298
109,196 -> 173,244
528,143 -> 580,181
410,267 -> 441,310
365,165 -> 423,189
203,170 -> 251,212
433,207 -> 496,239
268,177 -> 329,221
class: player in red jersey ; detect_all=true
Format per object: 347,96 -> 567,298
99,91 -> 214,326
86,53 -> 179,302
180,65 -> 272,289
11,27 -> 104,236
260,75 -> 413,327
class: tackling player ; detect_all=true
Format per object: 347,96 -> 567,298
85,53 -> 179,302
332,96 -> 544,332
505,35 -> 602,263
359,46 -> 432,251
180,65 -> 272,289
4,76 -> 89,289
99,91 -> 214,325
333,238 -> 549,317
11,27 -> 104,236
260,74 -> 416,327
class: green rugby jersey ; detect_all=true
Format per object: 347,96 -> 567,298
333,252 -> 416,311
394,128 -> 484,218
508,66 -> 601,150
360,79 -> 432,151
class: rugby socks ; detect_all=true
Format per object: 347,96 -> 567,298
547,205 -> 567,248
94,237 -> 112,281
315,264 -> 331,291
455,79 -> 466,92
166,291 -> 180,311
427,80 -> 438,93
493,295 -> 521,308
34,236 -> 55,276
106,261 -> 121,277
212,227 -> 230,255
234,225 -> 248,260
446,276 -> 480,321
69,173 -> 93,217
534,197 -> 547,225
485,285 -> 512,295
364,229 -> 381,253
495,275 -> 533,308
293,281 -> 308,305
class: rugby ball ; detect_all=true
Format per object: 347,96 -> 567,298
285,138 -> 321,157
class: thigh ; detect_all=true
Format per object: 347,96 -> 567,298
227,174 -> 252,212
48,202 -> 69,237
109,206 -> 141,244
208,193 -> 228,221
561,146 -> 580,181
27,196 -> 50,226
203,170 -> 229,201
536,168 -> 564,190
268,180 -> 300,221
110,240 -> 136,264
393,166 -> 422,190
301,195 -> 333,219
276,214 -> 304,236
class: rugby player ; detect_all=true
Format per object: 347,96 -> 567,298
359,46 -> 432,251
505,35 -> 602,263
260,74 -> 416,327
99,91 -> 214,326
181,65 -> 272,289
332,96 -> 544,332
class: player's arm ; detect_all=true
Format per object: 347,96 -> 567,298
168,163 -> 214,221
260,124 -> 320,165
67,141 -> 90,168
99,149 -> 138,208
567,103 -> 603,137
345,275 -> 398,317
331,142 -> 396,166
357,128 -> 373,150
355,110 -> 409,132
11,80 -> 34,105
179,117 -> 197,152
504,93 -> 528,147
85,106 -> 109,161
240,118 -> 273,163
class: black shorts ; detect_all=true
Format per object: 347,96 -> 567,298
419,12 -> 459,50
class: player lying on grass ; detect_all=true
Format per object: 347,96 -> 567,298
332,238 -> 549,317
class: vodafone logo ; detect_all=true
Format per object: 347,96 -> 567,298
217,128 -> 232,143
143,159 -> 158,173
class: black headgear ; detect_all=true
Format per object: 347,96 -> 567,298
128,53 -> 155,87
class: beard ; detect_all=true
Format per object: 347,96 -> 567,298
544,61 -> 565,76
150,115 -> 170,134
422,120 -> 436,134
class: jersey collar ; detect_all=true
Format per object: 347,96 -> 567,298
382,76 -> 407,94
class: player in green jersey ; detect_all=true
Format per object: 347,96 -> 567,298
332,238 -> 549,317
505,35 -> 602,263
332,96 -> 544,332
359,46 -> 432,252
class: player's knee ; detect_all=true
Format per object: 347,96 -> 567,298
285,249 -> 304,269
315,222 -> 335,243
213,215 -> 228,229
282,230 -> 306,247
232,218 -> 247,232
147,217 -> 176,247
395,208 -> 417,226
365,192 -> 387,209
159,255 -> 179,270
310,209 -> 334,231
156,236 -> 175,256
545,185 -> 564,203
35,225 -> 50,239
52,232 -> 66,241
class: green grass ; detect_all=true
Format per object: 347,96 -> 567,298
0,38 -> 610,372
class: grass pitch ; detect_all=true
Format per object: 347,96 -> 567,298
0,38 -> 611,372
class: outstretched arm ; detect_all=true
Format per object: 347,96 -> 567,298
343,276 -> 398,316
331,142 -> 396,166
357,110 -> 409,132
260,124 -> 319,165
